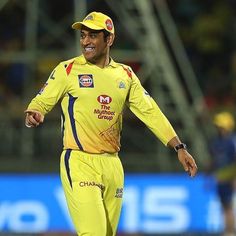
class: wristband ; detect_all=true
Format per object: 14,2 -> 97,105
174,143 -> 187,152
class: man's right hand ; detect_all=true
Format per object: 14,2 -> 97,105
24,110 -> 44,128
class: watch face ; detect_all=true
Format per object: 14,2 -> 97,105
174,143 -> 187,152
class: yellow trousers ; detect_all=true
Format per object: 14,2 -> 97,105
60,149 -> 124,236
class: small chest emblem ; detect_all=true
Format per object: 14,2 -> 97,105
78,74 -> 94,88
119,81 -> 126,89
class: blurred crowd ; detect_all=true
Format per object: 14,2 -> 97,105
0,0 -> 73,116
1,0 -> 236,117
0,0 -> 25,115
168,0 -> 236,114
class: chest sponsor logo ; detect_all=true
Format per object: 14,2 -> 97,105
78,74 -> 94,88
97,95 -> 112,104
94,95 -> 115,121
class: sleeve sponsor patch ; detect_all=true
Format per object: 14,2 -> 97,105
38,82 -> 48,95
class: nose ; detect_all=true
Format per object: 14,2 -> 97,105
81,35 -> 90,46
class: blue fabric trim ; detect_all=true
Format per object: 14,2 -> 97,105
64,149 -> 72,188
61,108 -> 65,140
68,94 -> 84,150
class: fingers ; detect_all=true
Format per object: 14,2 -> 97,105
25,110 -> 44,128
182,161 -> 189,172
25,113 -> 39,127
178,151 -> 198,177
37,113 -> 44,123
186,158 -> 198,177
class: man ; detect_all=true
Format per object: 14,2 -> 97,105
25,12 -> 197,236
209,112 -> 236,236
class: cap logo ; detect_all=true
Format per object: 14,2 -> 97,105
105,19 -> 113,31
84,15 -> 93,21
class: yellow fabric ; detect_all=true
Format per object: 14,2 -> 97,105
213,111 -> 235,132
27,55 -> 176,153
60,150 -> 124,236
214,163 -> 236,181
72,12 -> 115,34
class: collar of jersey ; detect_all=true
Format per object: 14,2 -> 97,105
77,55 -> 118,68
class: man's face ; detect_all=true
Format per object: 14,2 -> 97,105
80,27 -> 110,64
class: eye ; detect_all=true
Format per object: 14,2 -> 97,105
90,33 -> 97,39
80,33 -> 85,39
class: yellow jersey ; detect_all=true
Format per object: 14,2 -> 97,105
27,55 -> 176,153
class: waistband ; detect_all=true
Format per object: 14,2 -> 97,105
63,149 -> 119,158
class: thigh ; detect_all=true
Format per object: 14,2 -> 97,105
103,157 -> 124,236
67,182 -> 107,235
60,150 -> 107,235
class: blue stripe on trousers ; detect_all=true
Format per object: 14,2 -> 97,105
64,149 -> 72,188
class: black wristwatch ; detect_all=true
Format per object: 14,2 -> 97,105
174,143 -> 187,152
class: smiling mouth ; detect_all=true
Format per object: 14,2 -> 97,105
84,47 -> 95,52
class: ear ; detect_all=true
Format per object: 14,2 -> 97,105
107,34 -> 115,47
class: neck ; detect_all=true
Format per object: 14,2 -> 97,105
96,55 -> 110,68
95,49 -> 110,68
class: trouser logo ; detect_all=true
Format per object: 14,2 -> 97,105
79,181 -> 105,190
115,188 -> 123,198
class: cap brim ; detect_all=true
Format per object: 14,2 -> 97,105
72,22 -> 104,31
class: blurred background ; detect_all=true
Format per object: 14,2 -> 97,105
0,0 -> 236,235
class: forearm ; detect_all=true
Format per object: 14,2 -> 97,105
27,98 -> 47,115
167,136 -> 182,149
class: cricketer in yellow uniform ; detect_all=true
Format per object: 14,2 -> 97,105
25,11 -> 197,236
